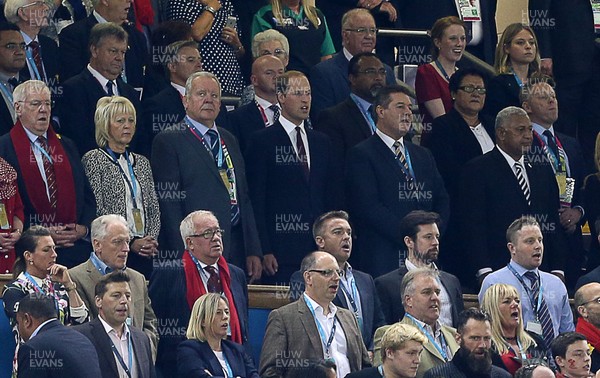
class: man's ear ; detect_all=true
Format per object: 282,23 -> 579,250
315,236 -> 325,250
95,295 -> 102,310
455,332 -> 462,344
404,236 -> 414,250
577,305 -> 588,319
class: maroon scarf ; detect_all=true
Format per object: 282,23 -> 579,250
576,317 -> 600,350
10,122 -> 76,224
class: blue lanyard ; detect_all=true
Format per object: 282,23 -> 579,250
106,148 -> 139,208
396,143 -> 416,180
109,330 -> 133,378
222,354 -> 233,377
303,294 -> 337,358
511,69 -> 524,87
23,272 -> 60,312
506,264 -> 544,315
350,94 -> 376,133
378,365 -> 385,376
434,60 -> 452,81
532,131 -> 566,174
185,117 -> 224,167
515,338 -> 528,361
30,139 -> 53,163
405,313 -> 449,361
0,81 -> 13,105
23,272 -> 47,293
25,48 -> 43,81
338,272 -> 362,332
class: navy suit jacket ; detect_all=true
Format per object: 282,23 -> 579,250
309,52 -> 396,118
18,319 -> 102,378
345,134 -> 450,277
57,68 -> 142,156
177,339 -> 259,378
58,14 -> 148,88
148,262 -> 249,378
75,318 -> 156,378
459,147 -> 568,278
374,266 -> 464,326
223,101 -> 267,157
139,85 -> 185,157
288,267 -> 385,349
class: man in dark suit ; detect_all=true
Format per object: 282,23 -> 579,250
260,251 -> 371,378
5,0 -> 59,85
522,77 -> 588,289
0,22 -> 25,136
0,80 -> 96,267
224,54 -> 284,155
346,85 -> 449,277
139,40 -> 202,157
16,293 -> 102,377
151,71 -> 262,278
459,106 -> 568,286
246,70 -> 335,284
289,210 -> 386,353
75,271 -> 155,378
149,210 -> 249,378
375,211 -> 463,327
310,8 -> 396,118
58,0 -> 147,89
58,23 -> 142,156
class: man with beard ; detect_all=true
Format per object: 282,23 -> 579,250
376,211 -> 463,327
574,283 -> 600,373
424,308 -> 511,378
551,332 -> 593,378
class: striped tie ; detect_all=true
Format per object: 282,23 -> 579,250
37,136 -> 57,208
514,162 -> 530,206
524,271 -> 555,348
394,141 -> 412,182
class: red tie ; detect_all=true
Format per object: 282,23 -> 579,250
28,41 -> 45,81
204,266 -> 222,293
37,136 -> 57,208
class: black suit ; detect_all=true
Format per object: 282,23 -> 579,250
139,85 -> 185,157
20,34 -> 60,85
345,134 -> 450,277
58,68 -> 142,156
18,319 -> 102,378
458,147 -> 568,280
151,123 -> 261,268
482,74 -> 521,121
375,266 -> 464,326
288,267 -> 385,350
0,92 -> 15,136
58,14 -> 148,88
75,318 -> 156,378
223,101 -> 268,156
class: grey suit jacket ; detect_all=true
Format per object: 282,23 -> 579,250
259,297 -> 371,378
373,317 -> 459,378
69,258 -> 159,358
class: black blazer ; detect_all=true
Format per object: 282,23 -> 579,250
57,68 -> 142,156
177,339 -> 258,378
75,318 -> 156,378
20,34 -> 60,84
458,147 -> 568,277
58,14 -> 148,88
223,101 -> 267,157
139,85 -> 185,157
288,268 -> 386,350
0,96 -> 14,136
345,135 -> 450,277
18,319 -> 102,378
374,266 -> 464,326
482,74 -> 521,121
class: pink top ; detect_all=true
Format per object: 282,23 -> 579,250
415,63 -> 454,143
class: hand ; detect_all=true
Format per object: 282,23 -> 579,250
0,230 -> 20,250
559,207 -> 581,233
540,58 -> 553,77
221,26 -> 241,48
198,0 -> 221,11
263,254 -> 278,276
367,351 -> 374,363
380,2 -> 397,22
357,0 -> 382,9
130,236 -> 159,258
49,225 -> 76,248
246,255 -> 262,283
48,263 -> 71,284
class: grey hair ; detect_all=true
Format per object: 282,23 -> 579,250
91,214 -> 128,242
400,268 -> 439,306
185,71 -> 221,99
495,106 -> 529,130
341,8 -> 373,29
4,0 -> 29,24
179,210 -> 218,246
251,29 -> 289,59
13,80 -> 49,105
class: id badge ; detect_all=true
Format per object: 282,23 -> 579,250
556,172 -> 567,197
219,169 -> 229,189
592,0 -> 600,32
132,208 -> 144,236
0,203 -> 10,230
526,320 -> 543,335
457,0 -> 481,21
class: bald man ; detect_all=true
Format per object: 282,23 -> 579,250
575,282 -> 600,373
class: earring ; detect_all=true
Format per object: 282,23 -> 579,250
29,260 -> 33,265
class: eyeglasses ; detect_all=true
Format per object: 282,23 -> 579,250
110,238 -> 131,246
356,68 -> 386,77
189,229 -> 225,239
18,100 -> 54,109
3,42 -> 26,51
459,86 -> 486,94
260,48 -> 287,58
581,296 -> 600,306
19,1 -> 49,10
308,269 -> 343,278
344,27 -> 378,36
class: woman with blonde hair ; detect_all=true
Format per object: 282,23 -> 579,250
483,23 -> 541,119
252,0 -> 335,74
480,283 -> 546,375
178,293 -> 258,377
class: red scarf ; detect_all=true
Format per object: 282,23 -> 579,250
182,251 -> 242,344
576,317 -> 600,350
10,122 -> 76,224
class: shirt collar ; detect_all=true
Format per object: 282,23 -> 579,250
98,314 -> 130,339
405,258 -> 437,271
497,144 -> 526,167
376,128 -> 403,151
303,292 -> 337,318
255,94 -> 278,110
171,82 -> 185,97
509,260 -> 539,277
30,318 -> 58,340
408,313 -> 443,335
279,115 -> 306,133
342,47 -> 353,62
350,93 -> 373,109
22,125 -> 47,143
93,10 -> 109,23
185,115 -> 216,136
532,122 -> 556,139
90,251 -> 112,275
87,64 -> 114,90
20,31 -> 37,45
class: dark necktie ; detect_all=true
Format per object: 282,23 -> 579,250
28,41 -> 45,81
514,162 -> 531,206
523,271 -> 555,348
37,136 -> 57,208
205,129 -> 220,162
543,130 -> 559,159
295,126 -> 309,180
269,104 -> 280,124
7,77 -> 18,89
393,141 -> 412,182
106,80 -> 115,96
204,266 -> 222,293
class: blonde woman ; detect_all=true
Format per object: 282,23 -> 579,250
480,283 -> 546,375
252,0 -> 335,74
178,293 -> 258,378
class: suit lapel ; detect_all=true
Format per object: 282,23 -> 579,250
180,124 -> 223,183
371,135 -> 405,180
344,98 -> 373,139
298,299 -> 325,353
491,148 -> 530,206
336,310 -> 359,370
130,331 -> 146,377
90,319 -> 120,377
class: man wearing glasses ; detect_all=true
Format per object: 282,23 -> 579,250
0,22 -> 25,136
68,214 -> 159,359
149,210 -> 249,378
260,251 -> 371,378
